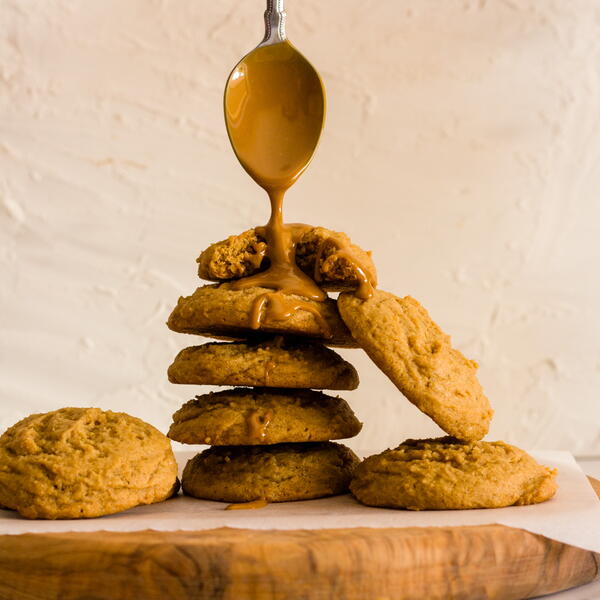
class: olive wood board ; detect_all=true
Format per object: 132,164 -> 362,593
0,477 -> 598,600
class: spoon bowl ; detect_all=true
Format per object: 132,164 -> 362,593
224,39 -> 326,193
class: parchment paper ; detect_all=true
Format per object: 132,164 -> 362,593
1,451 -> 599,554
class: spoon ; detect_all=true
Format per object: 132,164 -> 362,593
223,0 -> 326,194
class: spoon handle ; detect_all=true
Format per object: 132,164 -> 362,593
260,0 -> 286,47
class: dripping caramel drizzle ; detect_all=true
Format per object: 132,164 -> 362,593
246,240 -> 268,270
225,499 -> 269,511
231,190 -> 326,301
264,359 -> 276,386
229,191 -> 335,336
313,238 -> 375,300
329,248 -> 374,300
247,408 -> 274,442
249,290 -> 331,337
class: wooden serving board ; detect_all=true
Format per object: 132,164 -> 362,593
0,478 -> 598,600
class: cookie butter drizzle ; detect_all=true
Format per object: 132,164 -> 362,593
247,408 -> 274,442
246,240 -> 268,270
231,191 -> 333,332
264,359 -> 277,385
248,286 -> 331,335
225,499 -> 269,511
312,241 -> 375,300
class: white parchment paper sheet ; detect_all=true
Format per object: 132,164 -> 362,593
1,451 -> 599,554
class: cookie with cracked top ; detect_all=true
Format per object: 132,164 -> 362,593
338,289 -> 493,442
350,437 -> 557,510
0,407 -> 178,519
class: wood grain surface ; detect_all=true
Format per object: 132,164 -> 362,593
0,478 -> 598,600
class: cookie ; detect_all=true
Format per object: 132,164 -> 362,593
168,388 -> 362,445
167,338 -> 359,390
350,437 -> 557,510
338,290 -> 492,441
168,284 -> 357,347
0,407 -> 178,519
182,442 -> 359,502
197,226 -> 377,291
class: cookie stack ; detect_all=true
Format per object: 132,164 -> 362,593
165,226 -> 376,504
167,224 -> 558,510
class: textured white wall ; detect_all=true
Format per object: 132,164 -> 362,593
1,0 -> 599,454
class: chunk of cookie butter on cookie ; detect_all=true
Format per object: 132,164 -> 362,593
0,407 -> 178,519
338,289 -> 493,442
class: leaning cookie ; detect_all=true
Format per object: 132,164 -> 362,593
168,388 -> 362,445
182,442 -> 359,503
197,226 -> 377,292
338,290 -> 493,441
168,284 -> 357,347
0,407 -> 178,519
168,338 -> 359,390
350,437 -> 557,510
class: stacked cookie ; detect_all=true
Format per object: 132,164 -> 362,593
165,227 -> 376,503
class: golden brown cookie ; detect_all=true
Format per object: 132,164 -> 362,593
338,290 -> 493,441
182,442 -> 359,502
0,407 -> 178,519
197,226 -> 377,292
168,284 -> 357,347
350,437 -> 557,510
168,388 -> 362,445
167,338 -> 359,390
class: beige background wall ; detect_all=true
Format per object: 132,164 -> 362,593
1,0 -> 599,454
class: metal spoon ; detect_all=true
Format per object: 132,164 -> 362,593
223,0 -> 326,194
